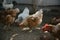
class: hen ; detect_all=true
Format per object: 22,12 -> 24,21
2,0 -> 14,9
19,9 -> 43,32
4,15 -> 15,29
15,7 -> 29,24
3,8 -> 20,30
50,17 -> 60,25
42,23 -> 60,40
7,8 -> 20,17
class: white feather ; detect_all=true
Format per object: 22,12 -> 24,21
18,7 -> 29,19
15,7 -> 29,22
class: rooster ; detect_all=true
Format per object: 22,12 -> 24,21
41,23 -> 60,40
19,9 -> 43,32
15,7 -> 29,24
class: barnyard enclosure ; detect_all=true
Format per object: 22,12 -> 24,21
0,0 -> 60,40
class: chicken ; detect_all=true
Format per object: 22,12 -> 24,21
15,7 -> 29,24
40,31 -> 54,40
50,17 -> 60,25
5,15 -> 15,25
2,0 -> 14,9
1,8 -> 20,30
41,23 -> 60,40
19,9 -> 43,31
3,15 -> 15,30
0,10 -> 8,23
41,24 -> 54,32
7,8 -> 20,17
0,8 -> 20,22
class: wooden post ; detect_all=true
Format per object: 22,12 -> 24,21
32,0 -> 37,13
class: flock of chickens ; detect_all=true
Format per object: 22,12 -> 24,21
0,4 -> 43,30
0,6 -> 60,40
0,0 -> 60,40
0,0 -> 43,31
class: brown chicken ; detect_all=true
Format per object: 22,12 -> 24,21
0,8 -> 20,30
3,15 -> 15,29
41,23 -> 60,40
50,17 -> 60,25
19,9 -> 43,32
6,8 -> 20,17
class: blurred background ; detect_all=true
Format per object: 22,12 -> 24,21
0,0 -> 60,13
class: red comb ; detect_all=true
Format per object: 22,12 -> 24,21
42,24 -> 50,31
44,24 -> 49,28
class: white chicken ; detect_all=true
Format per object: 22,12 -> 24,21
2,0 -> 13,9
19,9 -> 43,31
15,7 -> 29,23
